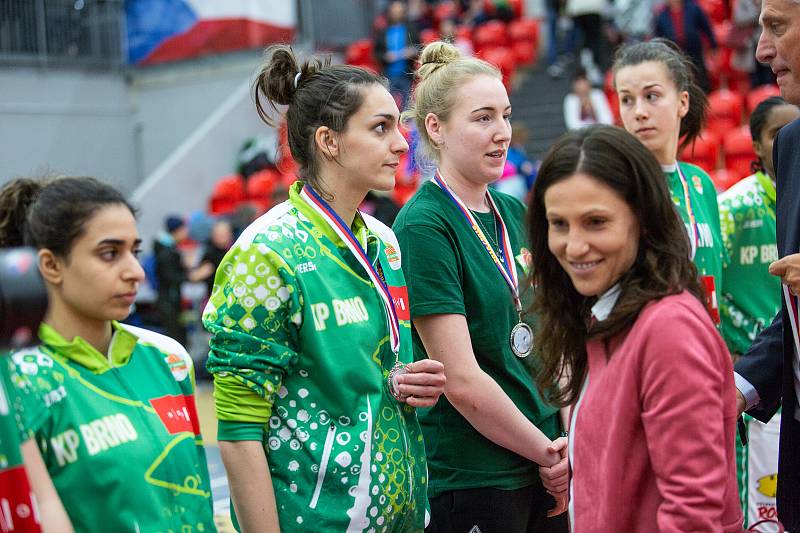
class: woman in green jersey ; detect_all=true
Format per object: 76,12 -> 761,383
393,41 -> 568,532
0,177 -> 215,532
719,96 -> 800,525
614,39 -> 726,321
203,46 -> 446,532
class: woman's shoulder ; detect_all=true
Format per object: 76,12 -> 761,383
489,187 -> 526,216
634,291 -> 716,341
394,181 -> 451,229
117,323 -> 194,384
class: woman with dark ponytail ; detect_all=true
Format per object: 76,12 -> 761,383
0,176 -> 215,532
203,45 -> 445,531
613,38 -> 726,324
717,96 -> 800,525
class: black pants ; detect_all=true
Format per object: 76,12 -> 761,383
426,480 -> 568,533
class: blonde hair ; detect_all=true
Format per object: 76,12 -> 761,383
403,41 -> 501,163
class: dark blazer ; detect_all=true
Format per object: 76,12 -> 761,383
735,118 -> 800,530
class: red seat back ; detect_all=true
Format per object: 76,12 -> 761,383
209,174 -> 246,215
708,89 -> 744,132
722,126 -> 757,181
746,84 -> 782,112
681,131 -> 721,172
473,20 -> 508,52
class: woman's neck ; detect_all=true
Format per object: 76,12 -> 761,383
654,133 -> 680,167
45,299 -> 113,355
314,176 -> 366,227
438,163 -> 490,212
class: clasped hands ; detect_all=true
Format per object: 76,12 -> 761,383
540,437 -> 569,517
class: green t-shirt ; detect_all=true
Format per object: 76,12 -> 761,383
665,162 -> 727,313
0,355 -> 46,531
204,182 -> 428,532
393,180 -> 559,498
12,323 -> 215,533
718,172 -> 780,355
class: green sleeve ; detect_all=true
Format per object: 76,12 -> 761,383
3,356 -> 48,439
393,222 -> 465,318
217,420 -> 265,441
203,238 -> 301,426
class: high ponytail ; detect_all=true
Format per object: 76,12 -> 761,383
612,39 -> 708,151
252,44 -> 387,194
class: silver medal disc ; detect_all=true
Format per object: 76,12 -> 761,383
510,322 -> 533,358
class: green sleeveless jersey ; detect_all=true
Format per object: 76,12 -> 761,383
204,182 -> 427,532
12,323 -> 215,533
0,355 -> 46,532
718,172 -> 780,355
665,162 -> 727,315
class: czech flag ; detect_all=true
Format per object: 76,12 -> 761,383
126,0 -> 296,65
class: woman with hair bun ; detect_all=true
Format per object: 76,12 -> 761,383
203,45 -> 445,531
393,41 -> 568,532
0,176 -> 214,531
613,39 -> 726,323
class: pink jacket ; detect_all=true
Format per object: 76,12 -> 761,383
571,291 -> 744,532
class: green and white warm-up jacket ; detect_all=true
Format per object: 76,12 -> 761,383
204,182 -> 427,532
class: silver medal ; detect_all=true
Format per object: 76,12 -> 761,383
510,322 -> 533,358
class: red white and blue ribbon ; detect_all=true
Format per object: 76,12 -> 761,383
300,185 -> 400,355
784,284 -> 800,356
432,170 -> 521,311
676,165 -> 700,260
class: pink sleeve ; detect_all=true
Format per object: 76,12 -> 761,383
638,300 -> 730,532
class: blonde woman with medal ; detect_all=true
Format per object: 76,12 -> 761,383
613,39 -> 726,321
203,46 -> 445,532
393,41 -> 568,533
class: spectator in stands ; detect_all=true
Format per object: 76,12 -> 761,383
718,95 -> 800,525
197,218 -> 233,298
563,67 -> 614,130
528,124 -> 743,532
566,0 -> 610,82
374,0 -> 420,108
153,215 -> 211,346
654,0 -> 717,92
440,17 -> 474,56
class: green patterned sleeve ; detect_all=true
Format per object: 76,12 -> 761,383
203,237 -> 302,434
4,356 -> 48,440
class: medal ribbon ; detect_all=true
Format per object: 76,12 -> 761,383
432,170 -> 521,310
784,284 -> 800,357
676,165 -> 700,260
300,185 -> 400,355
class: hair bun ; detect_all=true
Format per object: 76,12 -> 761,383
417,41 -> 461,79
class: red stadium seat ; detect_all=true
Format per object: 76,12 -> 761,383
508,18 -> 540,46
209,174 -> 246,216
345,39 -> 378,72
479,46 -> 517,89
681,131 -> 721,172
710,168 -> 739,192
511,41 -> 536,66
698,0 -> 727,24
473,20 -> 508,52
420,28 -> 439,45
246,169 -> 280,213
747,84 -> 782,112
722,126 -> 757,182
456,25 -> 473,42
433,1 -> 457,24
707,88 -> 745,134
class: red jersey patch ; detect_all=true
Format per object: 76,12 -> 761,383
388,286 -> 410,321
150,394 -> 201,436
0,465 -> 40,532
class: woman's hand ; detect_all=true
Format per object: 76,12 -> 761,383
540,437 -> 570,516
395,359 -> 446,408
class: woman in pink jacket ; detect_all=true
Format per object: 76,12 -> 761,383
527,125 -> 744,532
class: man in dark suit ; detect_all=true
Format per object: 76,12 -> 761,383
734,0 -> 800,529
